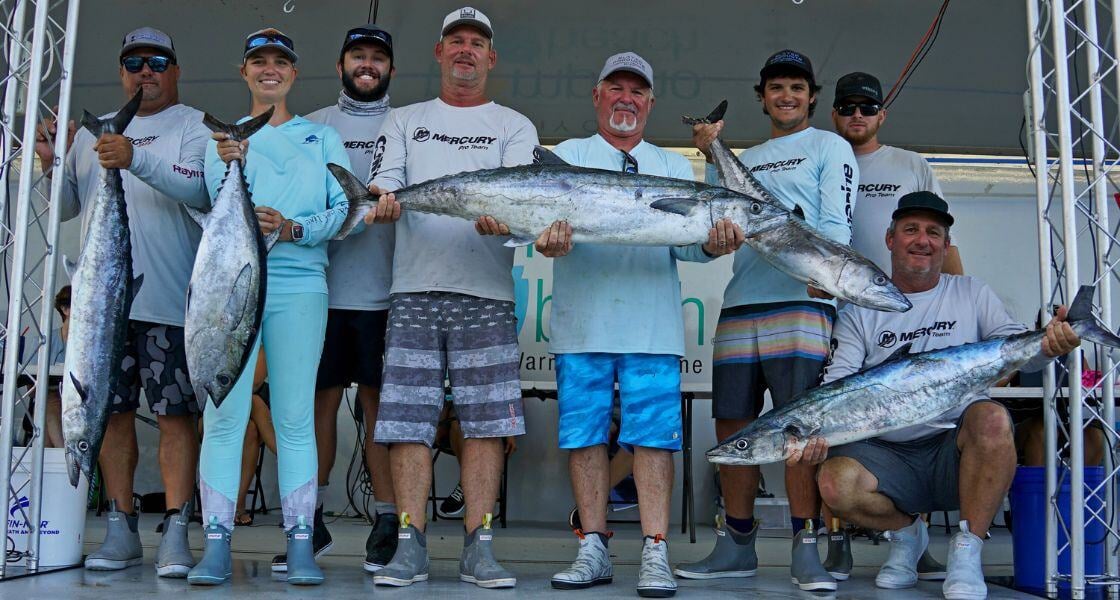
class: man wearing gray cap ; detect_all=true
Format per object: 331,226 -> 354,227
534,52 -> 741,598
362,6 -> 535,589
34,26 -> 209,578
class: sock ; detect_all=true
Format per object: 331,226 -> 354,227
725,514 -> 755,534
791,517 -> 814,535
375,501 -> 397,516
587,531 -> 610,546
163,507 -> 181,520
316,484 -> 327,510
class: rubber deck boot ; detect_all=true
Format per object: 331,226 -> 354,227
373,512 -> 430,586
271,503 -> 333,573
155,503 -> 195,577
460,513 -> 516,588
187,517 -> 232,586
917,548 -> 948,580
943,520 -> 987,600
363,512 -> 400,573
637,535 -> 677,598
551,530 -> 613,589
822,519 -> 852,581
875,516 -> 929,589
673,516 -> 758,579
85,499 -> 143,570
285,516 -> 325,585
790,521 -> 837,591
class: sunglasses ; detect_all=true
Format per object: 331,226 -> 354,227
245,32 -> 295,54
836,103 -> 882,117
346,28 -> 392,47
121,55 -> 173,73
621,151 -> 639,174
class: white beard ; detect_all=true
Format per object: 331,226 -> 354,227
609,111 -> 638,132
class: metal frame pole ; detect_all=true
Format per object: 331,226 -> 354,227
0,0 -> 29,221
1026,0 -> 1060,594
0,0 -> 54,578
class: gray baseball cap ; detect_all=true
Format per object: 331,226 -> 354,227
120,27 -> 176,60
598,52 -> 654,90
441,6 -> 493,40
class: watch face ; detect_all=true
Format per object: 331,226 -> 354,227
292,222 -> 304,241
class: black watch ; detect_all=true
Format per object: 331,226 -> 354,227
289,220 -> 304,242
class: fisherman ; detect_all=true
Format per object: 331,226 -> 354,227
266,22 -> 399,576
826,70 -> 955,580
831,71 -> 962,275
189,27 -> 350,586
361,6 -> 535,589
677,49 -> 858,592
532,52 -> 742,598
793,191 -> 1082,599
34,27 -> 209,578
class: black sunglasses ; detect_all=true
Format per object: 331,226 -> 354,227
621,151 -> 639,174
245,32 -> 295,54
121,55 -> 173,73
346,28 -> 392,47
836,103 -> 882,117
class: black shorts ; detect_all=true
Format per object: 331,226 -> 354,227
315,308 -> 388,390
110,320 -> 199,417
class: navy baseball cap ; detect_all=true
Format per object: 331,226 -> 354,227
760,49 -> 814,81
893,191 -> 954,226
834,72 -> 884,106
341,24 -> 393,60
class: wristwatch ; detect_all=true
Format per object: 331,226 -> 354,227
289,219 -> 305,242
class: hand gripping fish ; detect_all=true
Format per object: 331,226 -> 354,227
683,100 -> 911,313
61,91 -> 144,486
184,108 -> 276,409
708,285 -> 1120,465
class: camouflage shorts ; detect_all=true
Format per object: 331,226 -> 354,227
110,320 -> 199,416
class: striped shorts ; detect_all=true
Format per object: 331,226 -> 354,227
374,292 -> 525,446
711,301 -> 835,420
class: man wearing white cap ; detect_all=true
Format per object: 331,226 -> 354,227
34,26 -> 209,578
534,52 -> 742,598
362,7 -> 536,589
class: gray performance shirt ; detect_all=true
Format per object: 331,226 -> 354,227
851,145 -> 943,273
371,98 -> 539,302
62,102 -> 209,327
306,101 -> 394,310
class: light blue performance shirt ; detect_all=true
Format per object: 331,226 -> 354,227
205,116 -> 351,296
549,134 -> 712,357
707,127 -> 858,309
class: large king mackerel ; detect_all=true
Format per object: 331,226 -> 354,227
61,91 -> 144,487
327,147 -> 792,247
682,101 -> 911,313
708,285 -> 1120,466
184,109 -> 275,409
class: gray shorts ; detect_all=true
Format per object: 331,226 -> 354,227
374,292 -> 525,446
828,401 -> 1006,514
111,320 -> 199,416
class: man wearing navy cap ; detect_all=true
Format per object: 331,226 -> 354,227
680,49 -> 858,592
792,191 -> 1081,599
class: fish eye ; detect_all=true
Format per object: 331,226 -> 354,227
873,275 -> 887,286
749,202 -> 762,214
77,440 -> 88,452
735,439 -> 749,450
218,374 -> 231,386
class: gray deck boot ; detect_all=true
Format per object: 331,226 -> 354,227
155,502 -> 195,577
85,500 -> 143,571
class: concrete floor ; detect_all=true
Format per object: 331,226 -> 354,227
0,511 -> 1037,598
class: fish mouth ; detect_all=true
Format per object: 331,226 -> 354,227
65,451 -> 81,487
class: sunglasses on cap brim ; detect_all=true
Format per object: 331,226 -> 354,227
245,32 -> 295,55
121,55 -> 174,73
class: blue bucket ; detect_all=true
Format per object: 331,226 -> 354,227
1009,465 -> 1105,592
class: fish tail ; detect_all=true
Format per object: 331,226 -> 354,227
202,106 -> 275,141
326,163 -> 376,241
681,99 -> 728,125
1068,285 -> 1120,348
81,89 -> 143,137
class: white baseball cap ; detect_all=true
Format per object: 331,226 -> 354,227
598,52 -> 654,91
440,6 -> 493,41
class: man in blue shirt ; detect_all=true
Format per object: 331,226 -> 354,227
537,52 -> 742,598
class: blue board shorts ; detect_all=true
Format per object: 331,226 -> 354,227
556,352 -> 682,452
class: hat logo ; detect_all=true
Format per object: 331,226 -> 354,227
460,7 -> 476,18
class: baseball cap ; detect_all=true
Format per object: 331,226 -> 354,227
760,49 -> 814,82
598,52 -> 654,90
892,191 -> 954,226
341,24 -> 393,60
440,6 -> 493,40
243,28 -> 299,63
120,27 -> 176,61
834,72 -> 884,106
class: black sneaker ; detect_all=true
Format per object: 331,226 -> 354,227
363,513 -> 400,573
438,483 -> 465,518
271,505 -> 334,573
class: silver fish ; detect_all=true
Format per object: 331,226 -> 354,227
61,91 -> 144,486
683,101 -> 911,313
328,148 -> 791,247
184,109 -> 275,409
708,285 -> 1120,465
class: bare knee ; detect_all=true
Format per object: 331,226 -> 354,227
961,403 -> 1014,451
817,457 -> 870,513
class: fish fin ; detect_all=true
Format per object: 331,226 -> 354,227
503,236 -> 536,248
1067,285 -> 1120,349
649,197 -> 704,216
68,372 -> 88,403
681,99 -> 728,125
127,274 -> 144,312
326,163 -> 376,240
792,204 -> 806,220
883,342 -> 914,363
185,282 -> 192,311
62,254 -> 77,280
222,264 -> 253,331
81,90 -> 143,138
184,206 -> 209,229
202,107 -> 274,141
263,228 -> 281,252
926,421 -> 957,429
533,146 -> 568,166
